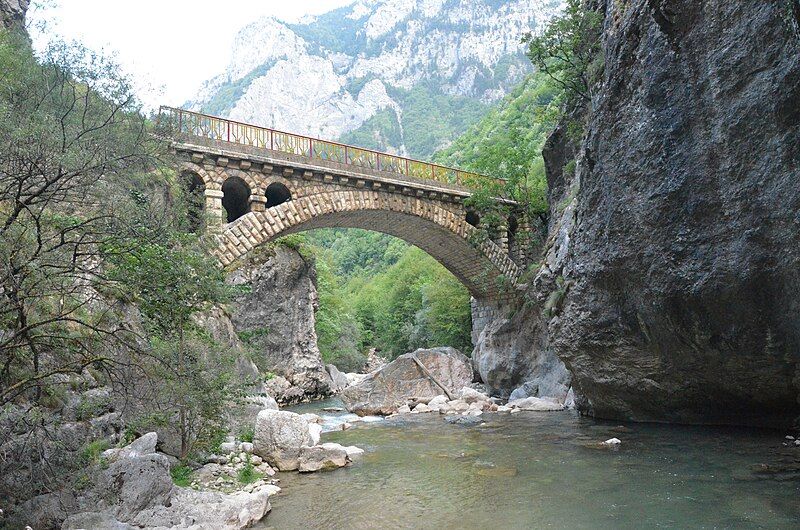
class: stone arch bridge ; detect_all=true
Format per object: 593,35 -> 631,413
157,107 -> 527,331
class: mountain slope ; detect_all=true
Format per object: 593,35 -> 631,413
188,0 -> 563,157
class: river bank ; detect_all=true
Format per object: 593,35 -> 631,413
257,398 -> 800,529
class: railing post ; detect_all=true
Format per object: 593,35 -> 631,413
405,158 -> 409,176
345,145 -> 348,165
377,153 -> 381,172
227,120 -> 230,142
270,130 -> 274,151
178,110 -> 182,135
309,137 -> 313,159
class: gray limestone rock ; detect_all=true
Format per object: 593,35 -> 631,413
341,347 -> 473,416
297,444 -> 348,472
228,245 -> 333,403
544,0 -> 800,427
252,409 -> 313,471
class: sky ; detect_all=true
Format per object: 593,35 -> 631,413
29,0 -> 354,109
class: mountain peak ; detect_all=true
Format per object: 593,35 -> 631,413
188,0 -> 563,157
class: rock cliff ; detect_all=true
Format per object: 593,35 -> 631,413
539,0 -> 800,427
0,0 -> 27,30
227,244 -> 333,403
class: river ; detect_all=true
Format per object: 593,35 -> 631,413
255,398 -> 800,529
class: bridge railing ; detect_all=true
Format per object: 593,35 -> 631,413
156,106 -> 505,191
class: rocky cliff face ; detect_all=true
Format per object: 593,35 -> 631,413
189,0 -> 564,156
538,0 -> 800,427
0,0 -> 27,30
227,245 -> 333,403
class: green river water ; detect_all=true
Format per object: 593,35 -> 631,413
255,398 -> 800,529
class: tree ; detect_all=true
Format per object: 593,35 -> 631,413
0,31 -> 160,405
523,0 -> 603,106
105,226 -> 235,459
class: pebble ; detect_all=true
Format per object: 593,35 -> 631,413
602,438 -> 622,445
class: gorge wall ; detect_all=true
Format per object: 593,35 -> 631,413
226,244 -> 334,403
530,0 -> 800,428
0,0 -> 26,30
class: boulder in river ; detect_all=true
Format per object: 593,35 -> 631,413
341,347 -> 472,416
507,396 -> 564,412
253,409 -> 314,471
326,363 -> 350,393
297,444 -> 348,472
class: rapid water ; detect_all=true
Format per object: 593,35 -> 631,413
256,399 -> 800,529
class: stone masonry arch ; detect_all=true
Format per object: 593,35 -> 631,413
213,190 -> 520,301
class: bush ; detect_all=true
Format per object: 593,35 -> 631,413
170,464 -> 193,487
81,439 -> 110,465
238,427 -> 255,443
237,456 -> 262,484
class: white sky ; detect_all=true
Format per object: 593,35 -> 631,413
29,0 -> 354,109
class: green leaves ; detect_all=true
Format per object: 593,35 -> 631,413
523,0 -> 603,106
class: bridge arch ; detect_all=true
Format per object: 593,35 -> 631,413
222,176 -> 251,223
212,190 -> 520,300
265,182 -> 292,208
179,161 -> 217,191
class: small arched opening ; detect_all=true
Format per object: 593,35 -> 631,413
265,182 -> 292,208
465,210 -> 480,227
182,171 -> 205,233
222,176 -> 251,223
507,215 -> 519,260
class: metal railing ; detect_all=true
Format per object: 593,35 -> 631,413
156,106 -> 504,190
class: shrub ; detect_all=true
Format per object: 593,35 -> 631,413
81,439 -> 110,465
170,464 -> 193,487
238,427 -> 255,443
237,455 -> 262,485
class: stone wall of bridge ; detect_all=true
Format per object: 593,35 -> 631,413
172,141 -> 528,340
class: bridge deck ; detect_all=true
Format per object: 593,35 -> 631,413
157,106 -> 505,197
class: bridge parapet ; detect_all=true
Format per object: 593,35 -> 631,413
157,106 -> 508,196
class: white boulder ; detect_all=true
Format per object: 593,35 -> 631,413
253,410 -> 314,471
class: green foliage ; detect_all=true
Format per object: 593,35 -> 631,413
171,464 -> 193,487
348,246 -> 472,359
314,251 -> 367,371
81,439 -> 110,465
104,211 -> 238,460
237,327 -> 270,345
0,30 -> 160,407
523,0 -> 603,106
339,82 -> 488,158
238,427 -> 255,444
299,229 -> 473,365
433,72 -> 560,263
75,395 -> 112,421
237,455 -> 262,485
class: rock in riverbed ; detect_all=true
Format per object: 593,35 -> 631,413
252,408 -> 362,472
341,347 -> 473,415
253,409 -> 315,471
298,445 -> 348,472
62,433 -> 281,530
